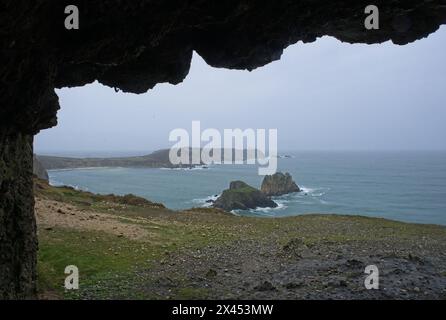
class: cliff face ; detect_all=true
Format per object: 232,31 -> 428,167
1,1 -> 446,299
261,172 -> 300,197
33,155 -> 49,181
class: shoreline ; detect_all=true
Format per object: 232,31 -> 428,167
46,177 -> 446,227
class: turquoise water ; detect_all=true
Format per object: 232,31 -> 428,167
48,151 -> 446,225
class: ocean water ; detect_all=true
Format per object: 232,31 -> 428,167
48,151 -> 446,225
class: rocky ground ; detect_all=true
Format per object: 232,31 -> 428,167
34,179 -> 446,300
143,236 -> 446,299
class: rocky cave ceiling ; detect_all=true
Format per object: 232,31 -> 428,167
1,0 -> 446,134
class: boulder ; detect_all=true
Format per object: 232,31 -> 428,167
261,172 -> 300,196
213,181 -> 277,211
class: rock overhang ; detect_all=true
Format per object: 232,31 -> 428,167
1,0 -> 446,134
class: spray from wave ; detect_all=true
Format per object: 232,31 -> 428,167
48,178 -> 87,191
191,194 -> 220,208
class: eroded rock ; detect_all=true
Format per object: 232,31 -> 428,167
213,181 -> 277,211
261,172 -> 300,196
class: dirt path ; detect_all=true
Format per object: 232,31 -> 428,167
35,198 -> 150,241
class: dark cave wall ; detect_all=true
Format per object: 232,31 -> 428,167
0,130 -> 37,299
0,0 -> 446,299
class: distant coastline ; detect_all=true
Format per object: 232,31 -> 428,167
44,151 -> 446,225
36,148 -> 263,170
36,149 -> 179,170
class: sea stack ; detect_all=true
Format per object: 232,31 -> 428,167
213,181 -> 277,211
261,172 -> 300,196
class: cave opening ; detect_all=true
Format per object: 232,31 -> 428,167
30,31 -> 446,298
2,1 -> 446,300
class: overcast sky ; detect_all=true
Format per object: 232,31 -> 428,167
35,26 -> 446,155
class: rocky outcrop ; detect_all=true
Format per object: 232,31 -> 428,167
261,172 -> 300,196
213,181 -> 277,211
33,155 -> 49,181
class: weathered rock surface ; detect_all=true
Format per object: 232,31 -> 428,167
0,131 -> 37,299
261,172 -> 300,196
213,181 -> 277,211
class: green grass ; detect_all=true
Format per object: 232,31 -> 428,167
224,186 -> 257,194
37,227 -> 157,298
37,220 -> 242,299
35,179 -> 165,213
35,179 -> 446,299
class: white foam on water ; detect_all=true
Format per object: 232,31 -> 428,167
48,178 -> 64,187
246,201 -> 287,216
299,186 -> 329,197
191,194 -> 220,207
49,178 -> 87,191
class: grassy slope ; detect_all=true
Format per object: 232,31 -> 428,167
34,179 -> 446,299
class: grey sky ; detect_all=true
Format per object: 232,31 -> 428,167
35,26 -> 446,154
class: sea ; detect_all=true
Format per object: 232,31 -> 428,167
46,151 -> 446,225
